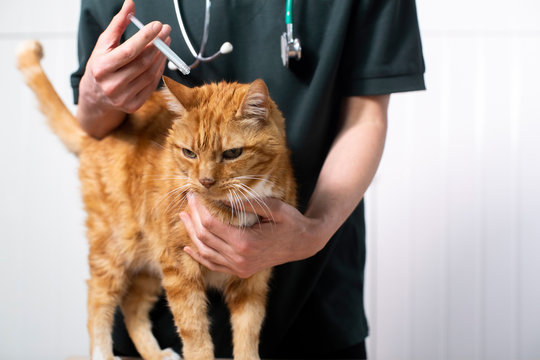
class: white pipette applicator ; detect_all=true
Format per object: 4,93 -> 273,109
128,14 -> 190,75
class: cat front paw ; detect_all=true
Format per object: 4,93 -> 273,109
90,347 -> 121,360
161,348 -> 182,360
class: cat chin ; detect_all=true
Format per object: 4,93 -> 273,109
203,198 -> 261,228
212,199 -> 233,212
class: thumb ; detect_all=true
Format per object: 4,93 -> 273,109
98,0 -> 135,49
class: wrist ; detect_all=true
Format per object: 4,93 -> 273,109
302,198 -> 354,256
300,214 -> 335,258
77,76 -> 126,138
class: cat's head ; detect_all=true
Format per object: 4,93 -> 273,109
161,77 -> 289,208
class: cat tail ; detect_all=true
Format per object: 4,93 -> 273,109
16,40 -> 88,156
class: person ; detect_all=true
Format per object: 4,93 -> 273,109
71,0 -> 425,358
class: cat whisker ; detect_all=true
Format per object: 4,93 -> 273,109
232,185 -> 263,229
230,188 -> 250,229
150,140 -> 171,152
227,190 -> 236,224
158,184 -> 189,203
234,185 -> 272,230
235,183 -> 275,225
229,189 -> 243,227
171,192 -> 190,221
234,175 -> 276,187
152,183 -> 191,216
231,189 -> 246,229
234,175 -> 267,180
164,188 -> 189,216
149,173 -> 189,181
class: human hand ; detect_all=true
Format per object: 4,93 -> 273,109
77,0 -> 171,137
180,194 -> 329,279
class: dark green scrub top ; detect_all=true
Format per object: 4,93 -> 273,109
71,0 -> 425,357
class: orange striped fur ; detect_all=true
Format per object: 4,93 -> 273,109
17,40 -> 296,360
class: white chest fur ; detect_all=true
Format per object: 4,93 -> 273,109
236,177 -> 277,227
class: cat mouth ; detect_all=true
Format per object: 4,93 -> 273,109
193,189 -> 263,222
214,200 -> 232,211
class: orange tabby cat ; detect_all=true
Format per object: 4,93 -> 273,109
17,40 -> 296,360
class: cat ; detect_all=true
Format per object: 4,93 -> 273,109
16,40 -> 296,360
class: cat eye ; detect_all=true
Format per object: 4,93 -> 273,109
182,148 -> 197,159
222,148 -> 243,160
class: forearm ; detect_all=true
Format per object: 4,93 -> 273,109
180,95 -> 389,276
305,95 -> 389,246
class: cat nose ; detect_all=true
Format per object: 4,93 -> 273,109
199,177 -> 216,189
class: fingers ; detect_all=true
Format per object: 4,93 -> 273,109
92,22 -> 170,113
180,212 -> 238,276
183,195 -> 234,251
183,246 -> 233,275
180,195 -> 245,260
179,194 -> 293,279
123,54 -> 167,113
110,26 -> 170,112
77,0 -> 172,135
97,0 -> 135,50
106,21 -> 164,72
120,24 -> 171,85
97,0 -> 168,73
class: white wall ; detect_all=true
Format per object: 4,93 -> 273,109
364,0 -> 540,359
1,1 -> 539,360
0,1 -> 87,359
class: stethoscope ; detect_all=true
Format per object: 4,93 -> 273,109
168,0 -> 301,71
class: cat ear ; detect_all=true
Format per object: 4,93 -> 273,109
161,76 -> 196,114
236,79 -> 269,123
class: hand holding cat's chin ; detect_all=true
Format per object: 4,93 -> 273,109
180,193 -> 326,279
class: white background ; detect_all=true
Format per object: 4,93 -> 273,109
1,1 -> 539,359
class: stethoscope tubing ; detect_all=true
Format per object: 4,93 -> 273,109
170,0 -> 300,71
173,0 -> 225,69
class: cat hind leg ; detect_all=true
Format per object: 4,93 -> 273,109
87,268 -> 128,360
120,272 -> 182,360
121,273 -> 181,360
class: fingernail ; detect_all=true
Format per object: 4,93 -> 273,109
152,22 -> 162,32
179,212 -> 187,222
162,24 -> 172,35
123,0 -> 134,11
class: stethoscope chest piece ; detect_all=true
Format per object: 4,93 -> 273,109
281,0 -> 301,68
169,0 -> 301,72
281,28 -> 302,68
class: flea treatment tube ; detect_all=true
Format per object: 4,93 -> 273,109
128,14 -> 190,75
